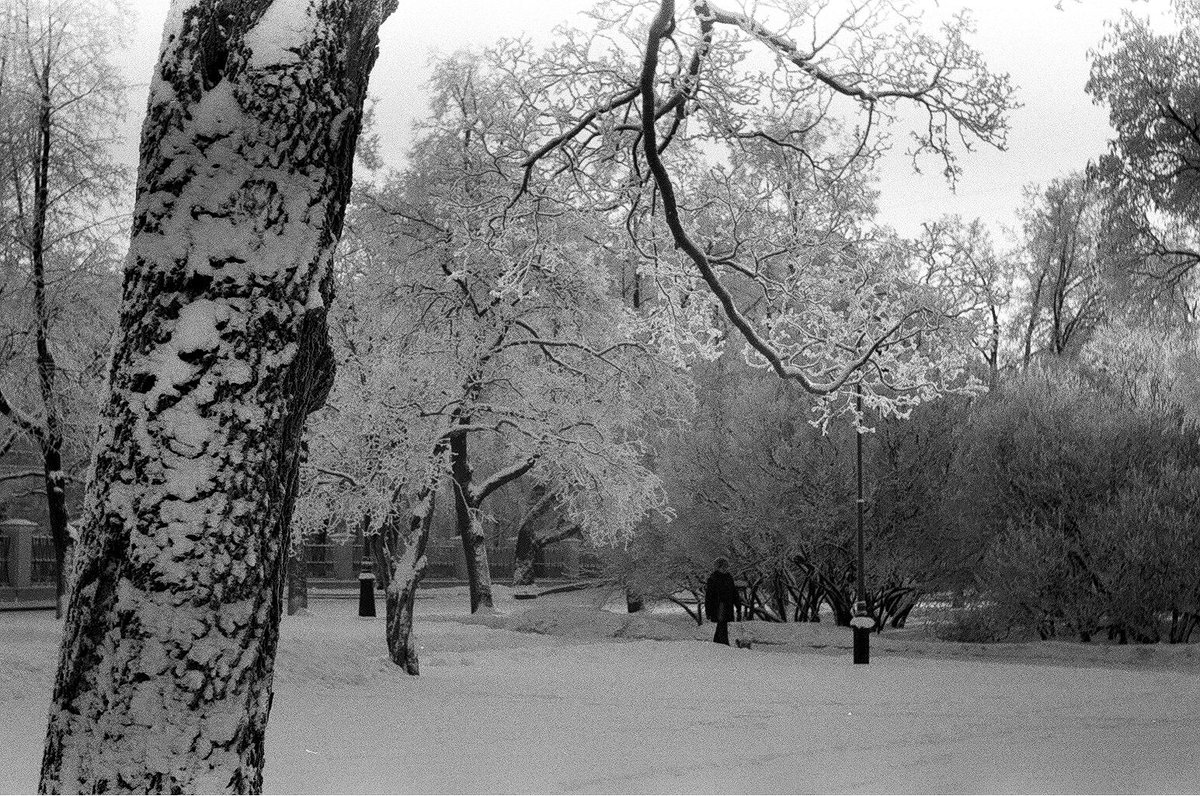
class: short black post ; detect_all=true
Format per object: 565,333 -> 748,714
850,611 -> 874,664
358,572 -> 376,617
853,625 -> 870,664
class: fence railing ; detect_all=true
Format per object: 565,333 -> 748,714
299,541 -> 577,583
306,542 -> 339,579
30,535 -> 56,584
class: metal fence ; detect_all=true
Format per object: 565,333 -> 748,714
487,547 -> 515,579
483,547 -> 568,580
306,542 -> 339,579
30,535 -> 56,584
299,539 -> 582,583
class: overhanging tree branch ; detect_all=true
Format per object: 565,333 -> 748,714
470,455 -> 538,505
640,0 -> 909,395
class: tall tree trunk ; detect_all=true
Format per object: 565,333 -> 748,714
29,24 -> 72,620
40,2 -> 392,792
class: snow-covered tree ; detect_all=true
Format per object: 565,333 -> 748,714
301,125 -> 686,669
41,2 -> 394,791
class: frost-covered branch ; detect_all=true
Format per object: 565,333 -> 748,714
469,455 -> 538,505
641,2 -> 889,395
311,465 -> 360,488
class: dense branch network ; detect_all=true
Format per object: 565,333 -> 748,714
503,0 -> 1013,414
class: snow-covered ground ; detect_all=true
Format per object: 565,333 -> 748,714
3,586 -> 1199,793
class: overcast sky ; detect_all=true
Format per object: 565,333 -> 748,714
119,0 -> 1162,243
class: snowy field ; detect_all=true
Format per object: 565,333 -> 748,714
3,587 -> 1200,794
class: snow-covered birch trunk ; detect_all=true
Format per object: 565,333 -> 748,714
365,463 -> 440,675
379,493 -> 434,675
40,1 -> 394,792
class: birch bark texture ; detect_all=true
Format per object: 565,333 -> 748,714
40,0 -> 394,792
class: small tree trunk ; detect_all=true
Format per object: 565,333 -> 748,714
286,541 -> 308,616
1022,271 -> 1046,366
513,512 -> 538,590
820,571 -> 853,626
772,571 -> 788,623
512,553 -> 537,589
512,488 -> 555,590
807,581 -> 821,622
42,450 -> 71,618
450,432 -> 494,613
388,576 -> 422,677
1176,612 -> 1195,643
379,487 -> 436,675
466,520 -> 495,612
987,305 -> 1001,388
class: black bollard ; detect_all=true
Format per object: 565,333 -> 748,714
853,626 -> 870,664
358,572 -> 376,617
850,613 -> 874,664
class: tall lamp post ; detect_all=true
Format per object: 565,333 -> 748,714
850,382 -> 875,663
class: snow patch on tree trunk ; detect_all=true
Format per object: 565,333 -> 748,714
244,0 -> 313,68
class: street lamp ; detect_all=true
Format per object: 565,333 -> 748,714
850,382 -> 875,663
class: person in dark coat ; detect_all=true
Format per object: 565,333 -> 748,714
704,557 -> 741,645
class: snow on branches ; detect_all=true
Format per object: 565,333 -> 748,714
499,0 -> 1016,427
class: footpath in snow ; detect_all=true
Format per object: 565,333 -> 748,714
2,586 -> 1198,794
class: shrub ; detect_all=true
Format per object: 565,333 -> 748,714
952,363 -> 1200,643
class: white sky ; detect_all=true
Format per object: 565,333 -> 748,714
118,0 -> 1161,243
